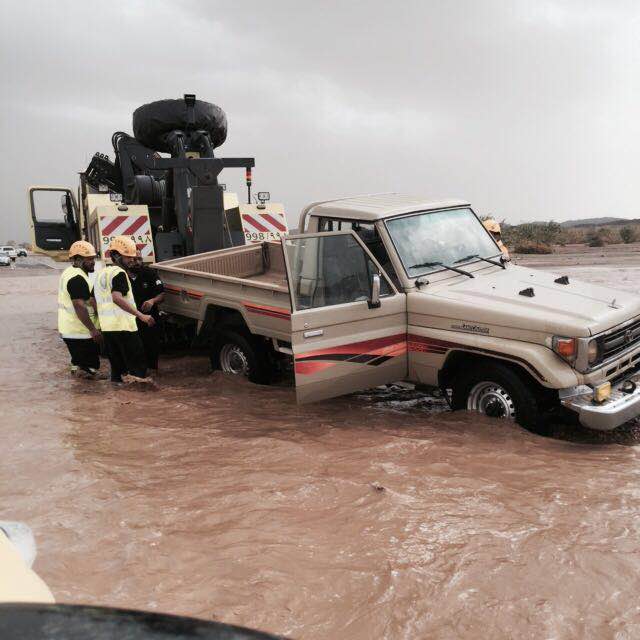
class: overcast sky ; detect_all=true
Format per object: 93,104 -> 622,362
1,0 -> 640,242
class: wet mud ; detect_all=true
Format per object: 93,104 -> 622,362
2,255 -> 640,639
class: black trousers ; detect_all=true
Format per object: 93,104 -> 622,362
103,331 -> 148,381
137,320 -> 160,370
63,338 -> 100,371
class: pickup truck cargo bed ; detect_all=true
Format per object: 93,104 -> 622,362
157,241 -> 288,291
155,242 -> 292,343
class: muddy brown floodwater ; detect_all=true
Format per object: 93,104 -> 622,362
2,251 -> 640,639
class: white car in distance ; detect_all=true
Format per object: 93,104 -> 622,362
0,246 -> 17,260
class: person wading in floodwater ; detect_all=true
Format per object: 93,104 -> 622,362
94,236 -> 155,383
128,250 -> 165,372
57,241 -> 103,378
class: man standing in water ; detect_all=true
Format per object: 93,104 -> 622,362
94,236 -> 155,383
57,241 -> 102,377
129,250 -> 165,371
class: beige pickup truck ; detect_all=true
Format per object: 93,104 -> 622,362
155,193 -> 640,433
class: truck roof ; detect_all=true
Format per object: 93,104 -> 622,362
301,193 -> 470,224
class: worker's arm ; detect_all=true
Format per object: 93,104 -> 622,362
71,299 -> 102,342
112,291 -> 155,327
141,292 -> 165,313
140,272 -> 165,313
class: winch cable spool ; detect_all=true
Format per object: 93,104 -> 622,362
111,131 -> 166,207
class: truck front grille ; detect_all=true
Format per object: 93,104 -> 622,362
600,318 -> 640,361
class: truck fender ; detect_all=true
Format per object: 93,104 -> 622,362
410,327 -> 580,389
197,301 -> 252,343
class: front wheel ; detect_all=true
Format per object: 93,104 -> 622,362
450,361 -> 549,434
210,328 -> 271,385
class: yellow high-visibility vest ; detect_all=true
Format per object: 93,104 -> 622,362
94,265 -> 138,332
57,266 -> 99,339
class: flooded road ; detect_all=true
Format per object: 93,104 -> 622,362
2,254 -> 640,639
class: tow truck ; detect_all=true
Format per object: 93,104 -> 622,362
27,94 -> 288,264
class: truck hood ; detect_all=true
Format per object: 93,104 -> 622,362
423,264 -> 640,337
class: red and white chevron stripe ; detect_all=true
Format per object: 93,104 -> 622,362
99,215 -> 155,259
240,207 -> 288,244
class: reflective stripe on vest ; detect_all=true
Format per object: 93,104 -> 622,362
58,266 -> 99,339
94,265 -> 138,332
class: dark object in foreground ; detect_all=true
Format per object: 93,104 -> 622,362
0,603 -> 288,640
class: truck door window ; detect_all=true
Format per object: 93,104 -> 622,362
284,234 -> 391,310
31,189 -> 74,224
318,218 -> 400,287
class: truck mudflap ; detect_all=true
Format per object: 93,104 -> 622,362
561,371 -> 640,431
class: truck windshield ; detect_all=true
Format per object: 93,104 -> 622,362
385,208 -> 500,278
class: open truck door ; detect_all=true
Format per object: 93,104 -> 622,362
28,186 -> 80,258
283,231 -> 407,404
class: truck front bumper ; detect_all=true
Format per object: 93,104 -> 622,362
561,372 -> 640,431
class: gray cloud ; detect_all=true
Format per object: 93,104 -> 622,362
2,0 -> 640,242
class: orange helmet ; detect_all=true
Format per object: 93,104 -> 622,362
108,236 -> 137,257
69,240 -> 97,258
483,219 -> 501,234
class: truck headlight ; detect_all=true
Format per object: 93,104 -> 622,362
587,339 -> 600,365
553,336 -> 577,363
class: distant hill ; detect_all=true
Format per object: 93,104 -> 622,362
560,217 -> 631,228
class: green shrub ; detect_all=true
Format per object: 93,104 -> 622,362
559,228 -> 584,244
503,221 -> 562,247
620,226 -> 637,244
513,242 -> 553,254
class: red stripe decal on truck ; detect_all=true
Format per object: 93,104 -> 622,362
122,216 -> 148,236
294,333 -> 407,374
260,213 -> 287,232
243,302 -> 291,320
243,215 -> 270,233
164,284 -> 203,300
101,215 -> 129,236
407,334 -> 547,382
299,333 -> 406,359
295,361 -> 337,375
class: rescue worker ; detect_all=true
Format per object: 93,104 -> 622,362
483,219 -> 510,260
129,250 -> 165,371
58,240 -> 102,377
94,236 -> 155,383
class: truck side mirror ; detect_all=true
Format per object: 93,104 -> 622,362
368,273 -> 381,309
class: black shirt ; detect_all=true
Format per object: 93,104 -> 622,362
111,272 -> 130,296
130,267 -> 164,319
67,274 -> 91,301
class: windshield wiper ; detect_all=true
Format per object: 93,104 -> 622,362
454,253 -> 505,269
410,261 -> 474,279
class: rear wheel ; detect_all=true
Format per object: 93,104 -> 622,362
210,327 -> 271,385
450,361 -> 550,434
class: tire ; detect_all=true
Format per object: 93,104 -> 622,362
132,98 -> 227,152
210,327 -> 271,385
450,361 -> 550,434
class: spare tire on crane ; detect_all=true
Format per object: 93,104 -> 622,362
132,98 -> 228,153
